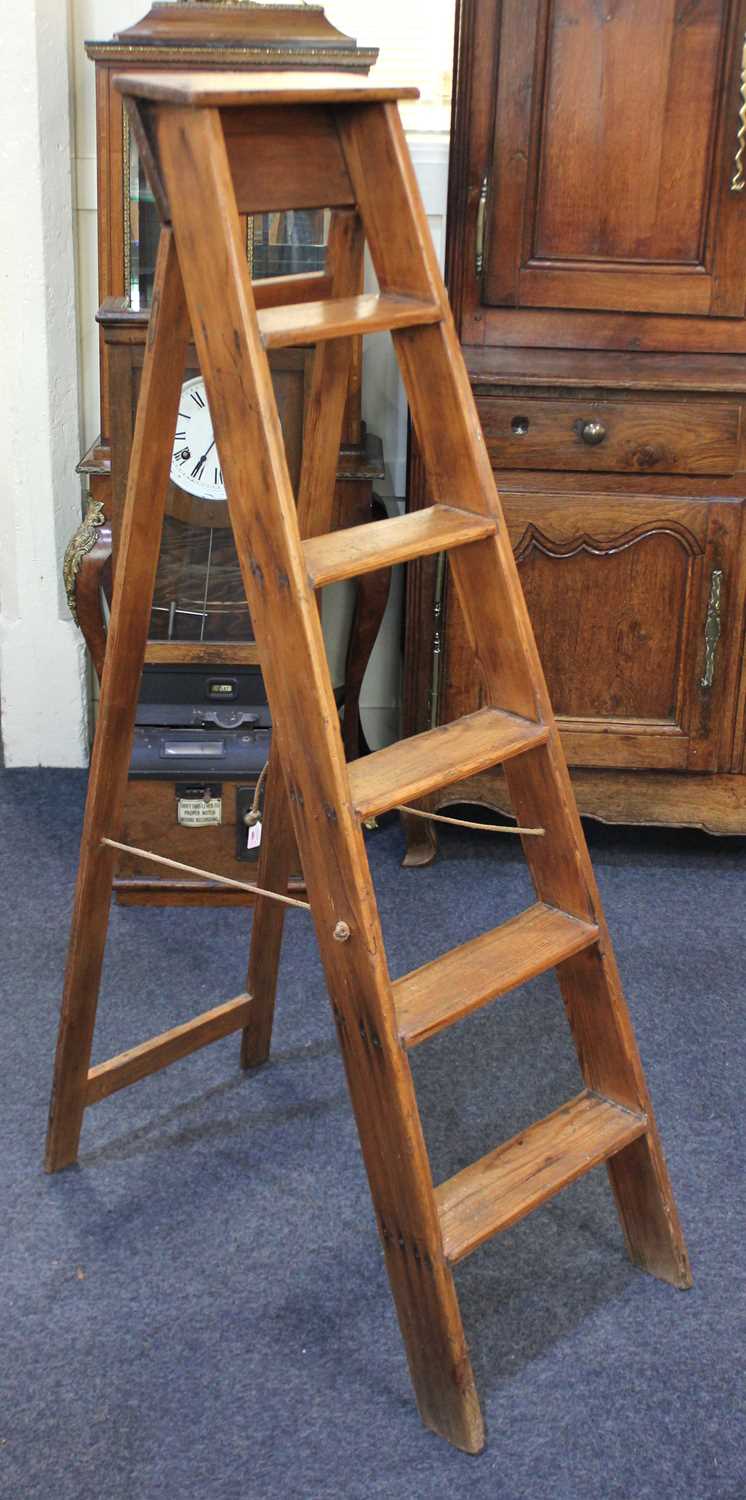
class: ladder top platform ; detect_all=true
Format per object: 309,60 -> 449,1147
113,69 -> 420,108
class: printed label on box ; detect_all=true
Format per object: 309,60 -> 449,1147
177,796 -> 223,827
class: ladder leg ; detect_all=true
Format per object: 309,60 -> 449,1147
339,101 -> 690,1288
241,209 -> 363,1067
504,739 -> 692,1288
45,230 -> 190,1172
240,741 -> 297,1068
157,108 -> 484,1451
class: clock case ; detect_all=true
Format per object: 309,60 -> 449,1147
68,2 -> 388,905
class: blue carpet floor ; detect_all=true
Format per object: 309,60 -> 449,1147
1,766 -> 744,1499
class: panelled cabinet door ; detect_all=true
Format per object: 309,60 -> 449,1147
441,493 -> 738,772
485,0 -> 746,318
507,493 -> 738,770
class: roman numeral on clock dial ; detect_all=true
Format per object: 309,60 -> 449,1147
169,377 -> 226,503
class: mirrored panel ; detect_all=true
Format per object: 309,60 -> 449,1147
126,136 -> 329,309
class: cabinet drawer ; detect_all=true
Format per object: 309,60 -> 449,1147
478,396 -> 741,475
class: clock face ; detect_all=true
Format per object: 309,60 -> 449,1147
170,376 -> 226,502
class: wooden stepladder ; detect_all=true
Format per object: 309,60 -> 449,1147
46,72 -> 691,1452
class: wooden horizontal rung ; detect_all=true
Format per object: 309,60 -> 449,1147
394,903 -> 599,1048
257,293 -> 441,350
85,993 -> 252,1105
347,707 -> 549,821
144,642 -> 260,666
436,1091 -> 648,1265
303,505 -> 497,588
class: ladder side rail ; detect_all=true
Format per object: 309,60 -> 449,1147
45,229 -> 191,1172
242,207 -> 364,1069
157,102 -> 484,1453
336,102 -> 543,724
337,100 -> 691,1289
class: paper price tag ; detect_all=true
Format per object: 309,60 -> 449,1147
246,819 -> 262,851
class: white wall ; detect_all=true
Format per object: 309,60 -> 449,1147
0,0 -> 88,767
0,0 -> 450,764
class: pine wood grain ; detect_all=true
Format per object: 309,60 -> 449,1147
257,293 -> 441,349
52,78 -> 694,1454
394,903 -> 599,1047
86,994 -> 252,1104
436,1091 -> 647,1263
303,504 -> 496,587
348,708 -> 549,820
143,641 -> 260,665
114,71 -> 419,107
45,229 -> 190,1173
337,95 -> 691,1292
242,209 -> 364,1070
157,102 -> 484,1453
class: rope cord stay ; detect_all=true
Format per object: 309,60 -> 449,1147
100,838 -> 312,911
244,758 -> 544,839
243,757 -> 269,827
396,805 -> 545,836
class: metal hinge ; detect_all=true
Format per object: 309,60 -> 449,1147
701,568 -> 723,690
426,553 -> 448,727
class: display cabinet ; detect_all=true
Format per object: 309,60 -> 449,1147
66,2 -> 388,901
403,0 -> 746,860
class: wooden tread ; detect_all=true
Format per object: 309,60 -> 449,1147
436,1091 -> 648,1264
114,71 -> 420,109
85,993 -> 252,1105
257,293 -> 441,349
348,707 -> 549,821
394,903 -> 599,1047
303,505 -> 497,588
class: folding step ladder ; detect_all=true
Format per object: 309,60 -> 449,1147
46,72 -> 691,1453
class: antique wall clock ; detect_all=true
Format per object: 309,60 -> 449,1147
66,2 -> 388,902
171,378 -> 226,504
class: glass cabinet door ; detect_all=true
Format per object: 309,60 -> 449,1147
125,135 -> 314,646
127,135 -> 328,308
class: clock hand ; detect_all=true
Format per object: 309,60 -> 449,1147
190,438 -> 217,481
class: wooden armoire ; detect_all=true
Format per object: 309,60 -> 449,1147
404,0 -> 746,857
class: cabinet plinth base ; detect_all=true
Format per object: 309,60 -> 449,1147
401,768 -> 746,867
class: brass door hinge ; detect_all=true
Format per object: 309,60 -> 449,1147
731,34 -> 746,190
701,568 -> 723,689
475,176 -> 489,275
427,552 -> 447,727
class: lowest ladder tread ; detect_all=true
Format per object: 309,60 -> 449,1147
303,504 -> 497,587
348,707 -> 549,821
394,902 -> 599,1047
257,292 -> 441,349
436,1090 -> 648,1264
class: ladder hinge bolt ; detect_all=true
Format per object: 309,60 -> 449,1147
333,921 -> 351,943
